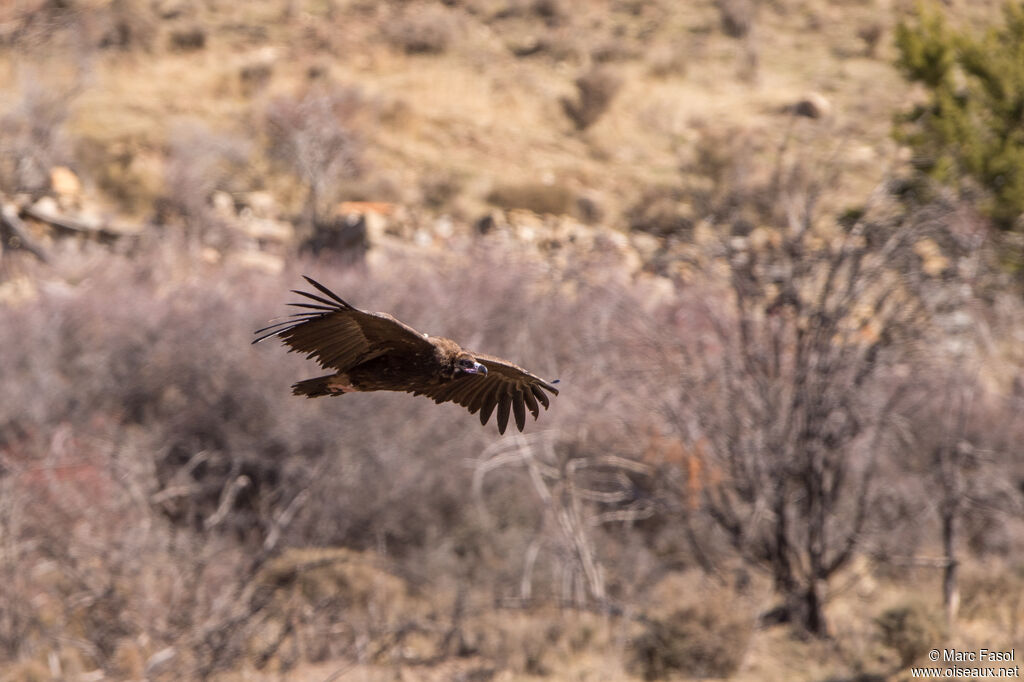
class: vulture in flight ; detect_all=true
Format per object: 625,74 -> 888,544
254,277 -> 559,434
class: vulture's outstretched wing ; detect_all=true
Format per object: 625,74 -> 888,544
416,353 -> 559,434
253,276 -> 434,371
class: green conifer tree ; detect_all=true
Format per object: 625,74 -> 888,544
896,3 -> 1024,231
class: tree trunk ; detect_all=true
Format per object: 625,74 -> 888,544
942,507 -> 960,626
802,579 -> 828,636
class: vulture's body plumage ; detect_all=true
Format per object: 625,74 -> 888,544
254,277 -> 559,433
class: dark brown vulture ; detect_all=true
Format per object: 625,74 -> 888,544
254,277 -> 559,434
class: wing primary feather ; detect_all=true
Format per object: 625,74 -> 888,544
252,329 -> 281,344
496,392 -> 512,434
253,315 -> 318,335
292,289 -> 342,308
287,302 -> 336,311
302,276 -> 354,308
523,389 -> 540,419
253,320 -> 315,343
531,384 -> 550,409
512,393 -> 526,431
479,389 -> 499,426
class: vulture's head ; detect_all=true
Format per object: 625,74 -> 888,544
453,352 -> 487,379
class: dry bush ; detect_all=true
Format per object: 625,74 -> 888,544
168,25 -> 206,51
717,0 -> 756,39
0,0 -> 92,53
1,0 -> 156,52
857,22 -> 884,58
384,7 -> 457,55
530,0 -> 567,26
160,120 -> 251,238
875,602 -> 947,669
647,43 -> 688,78
0,246 -> 334,675
683,125 -> 768,223
421,171 -> 464,210
591,41 -> 640,64
0,235 -> 674,675
485,181 -> 576,216
264,85 -> 365,230
561,67 -> 622,132
0,70 -> 80,196
629,594 -> 754,679
957,564 -> 1024,636
898,366 -> 1024,621
625,185 -> 695,238
2,182 -> 1019,676
489,0 -> 566,26
239,61 -> 274,97
96,0 -> 158,51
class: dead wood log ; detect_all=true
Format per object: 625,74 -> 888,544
0,201 -> 48,262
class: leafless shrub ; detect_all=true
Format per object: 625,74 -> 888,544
647,43 -> 688,78
857,22 -> 884,58
683,125 -> 766,222
96,0 -> 158,51
421,171 -> 464,210
901,366 -> 1024,623
591,41 -> 640,64
385,7 -> 456,55
2,237 -> 666,672
957,564 -> 1024,636
239,61 -> 273,97
0,248 -> 322,674
1,0 -> 156,52
1,183 -> 1020,675
264,86 -> 365,230
160,120 -> 250,238
0,0 -> 93,52
717,0 -> 756,39
561,67 -> 622,131
875,602 -> 947,668
489,0 -> 566,26
530,0 -> 566,26
625,185 -> 694,238
0,70 -> 81,196
630,599 -> 753,679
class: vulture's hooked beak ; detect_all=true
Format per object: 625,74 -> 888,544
470,361 -> 488,375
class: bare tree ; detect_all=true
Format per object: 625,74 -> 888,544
264,86 -> 364,233
906,368 -> 1023,626
659,166 -> 965,635
474,433 -> 655,609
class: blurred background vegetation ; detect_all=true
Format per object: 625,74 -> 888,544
0,0 -> 1023,680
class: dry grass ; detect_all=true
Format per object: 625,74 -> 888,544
2,0 -> 964,229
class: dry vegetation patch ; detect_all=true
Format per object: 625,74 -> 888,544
1,1 -> 1023,680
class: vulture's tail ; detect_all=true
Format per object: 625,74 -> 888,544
292,374 -> 343,398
